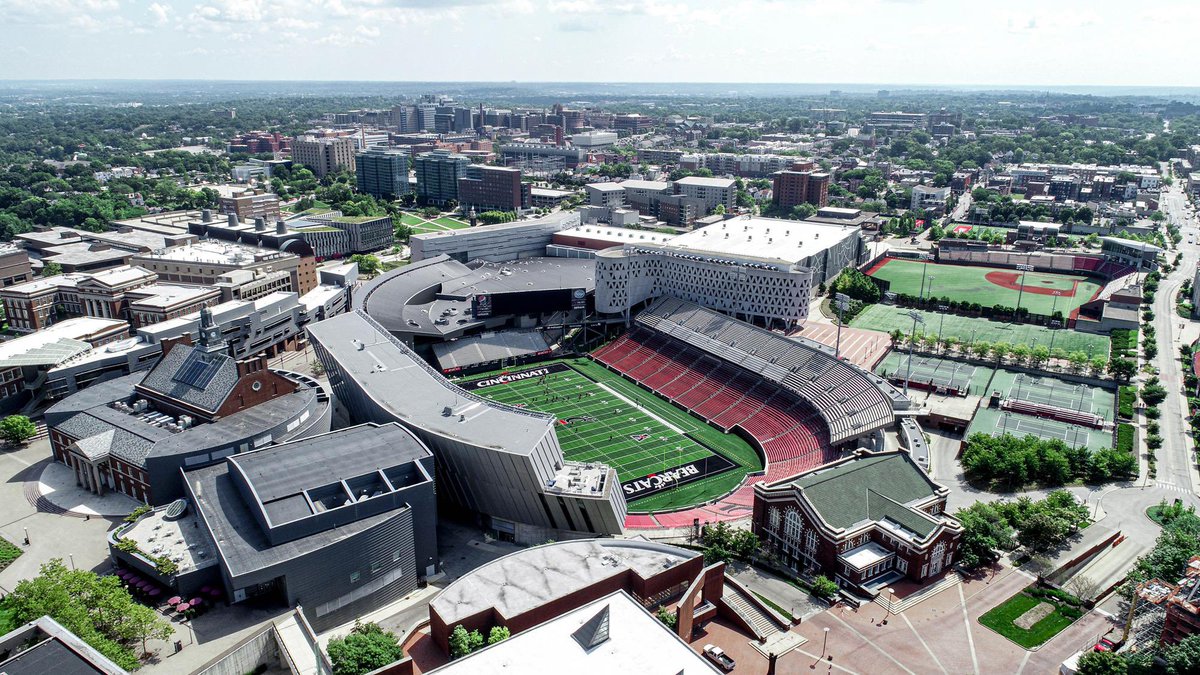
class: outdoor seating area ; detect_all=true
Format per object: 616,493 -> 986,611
113,568 -> 223,619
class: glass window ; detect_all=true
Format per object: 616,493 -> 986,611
349,571 -> 360,584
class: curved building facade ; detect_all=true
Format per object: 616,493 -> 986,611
595,245 -> 812,327
308,310 -> 627,543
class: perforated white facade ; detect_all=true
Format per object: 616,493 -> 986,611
594,244 -> 813,327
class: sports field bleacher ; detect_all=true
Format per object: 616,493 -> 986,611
592,298 -> 901,484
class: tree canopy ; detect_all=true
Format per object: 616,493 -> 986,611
327,622 -> 404,675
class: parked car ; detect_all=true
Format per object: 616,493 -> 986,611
1093,637 -> 1118,652
703,644 -> 735,671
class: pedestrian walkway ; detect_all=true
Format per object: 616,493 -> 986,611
27,461 -> 140,517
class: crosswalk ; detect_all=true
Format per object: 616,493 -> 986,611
1155,480 -> 1194,495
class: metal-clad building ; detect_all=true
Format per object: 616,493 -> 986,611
308,311 -> 626,543
183,422 -> 437,631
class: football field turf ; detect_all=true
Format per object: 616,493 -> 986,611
460,357 -> 763,512
866,259 -> 1101,316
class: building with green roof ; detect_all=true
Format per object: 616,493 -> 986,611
752,450 -> 962,596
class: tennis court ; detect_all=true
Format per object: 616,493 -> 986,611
865,258 -> 1101,316
851,305 -> 1110,357
969,406 -> 1112,449
876,354 -> 976,395
988,369 -> 1115,421
458,359 -> 761,510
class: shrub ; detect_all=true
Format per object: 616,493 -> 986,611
1116,424 -> 1135,454
1118,386 -> 1137,419
811,575 -> 840,600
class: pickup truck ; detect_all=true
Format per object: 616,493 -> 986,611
703,644 -> 735,671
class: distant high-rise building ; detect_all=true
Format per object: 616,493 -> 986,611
414,150 -> 472,205
457,165 -> 528,213
291,135 -> 356,178
356,147 -> 412,199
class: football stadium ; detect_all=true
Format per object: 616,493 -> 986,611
319,216 -> 910,538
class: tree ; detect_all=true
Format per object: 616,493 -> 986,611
655,606 -> 678,629
1076,650 -> 1127,675
487,625 -> 511,645
1108,357 -> 1136,381
1016,511 -> 1070,552
448,625 -> 484,659
0,415 -> 37,446
350,254 -> 381,277
811,575 -> 839,600
326,622 -> 404,675
6,559 -> 173,671
1163,634 -> 1200,674
41,261 -> 63,277
954,501 -> 1015,569
713,203 -> 726,215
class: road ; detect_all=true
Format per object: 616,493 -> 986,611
1152,172 -> 1200,496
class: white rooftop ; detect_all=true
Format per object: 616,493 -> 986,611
86,265 -> 156,288
586,182 -> 627,192
619,180 -> 673,191
128,284 -> 218,308
675,176 -> 736,189
664,215 -> 860,263
3,273 -> 88,295
839,541 -> 894,570
138,241 -> 281,265
0,317 -> 127,367
429,591 -> 719,675
558,225 -> 676,246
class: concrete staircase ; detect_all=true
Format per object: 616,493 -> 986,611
873,572 -> 962,615
722,581 -> 788,640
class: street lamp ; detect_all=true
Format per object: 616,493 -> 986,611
903,310 -> 925,395
822,627 -> 830,656
883,587 -> 895,625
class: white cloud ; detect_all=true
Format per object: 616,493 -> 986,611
148,2 -> 171,24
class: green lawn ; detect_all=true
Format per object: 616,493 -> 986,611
432,217 -> 470,229
462,357 -> 762,512
399,213 -> 426,226
0,535 -> 22,571
978,588 -> 1082,649
867,259 -> 1101,315
850,305 -> 1110,357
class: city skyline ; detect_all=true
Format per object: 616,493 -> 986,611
0,0 -> 1195,87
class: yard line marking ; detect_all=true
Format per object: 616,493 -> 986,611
958,583 -> 980,675
902,612 -> 947,674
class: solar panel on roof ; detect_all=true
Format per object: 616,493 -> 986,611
172,350 -> 221,389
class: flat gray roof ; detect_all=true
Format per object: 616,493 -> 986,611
430,538 -> 698,626
306,311 -> 555,451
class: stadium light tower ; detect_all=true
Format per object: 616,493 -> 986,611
1048,291 -> 1062,354
834,293 -> 850,359
903,310 -> 925,396
1014,263 -> 1035,316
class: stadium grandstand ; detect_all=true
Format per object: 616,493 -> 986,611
432,330 -> 554,375
593,297 -> 907,518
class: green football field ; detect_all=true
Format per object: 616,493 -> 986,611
866,259 -> 1101,316
460,357 -> 763,512
851,305 -> 1110,357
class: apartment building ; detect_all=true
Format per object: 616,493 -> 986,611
457,164 -> 529,213
291,135 -> 356,178
217,189 -> 281,222
674,176 -> 735,214
773,168 -> 831,208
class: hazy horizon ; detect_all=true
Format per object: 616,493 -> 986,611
0,0 -> 1193,88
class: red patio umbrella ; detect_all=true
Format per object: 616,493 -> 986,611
148,588 -> 161,598
208,588 -> 222,599
189,597 -> 203,607
199,585 -> 212,594
175,602 -> 190,613
167,596 -> 182,606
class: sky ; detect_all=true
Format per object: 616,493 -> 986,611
0,0 -> 1194,86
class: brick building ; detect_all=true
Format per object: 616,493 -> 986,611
217,189 -> 281,222
291,135 -> 356,178
753,451 -> 962,594
772,166 -> 831,209
457,165 -> 529,213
